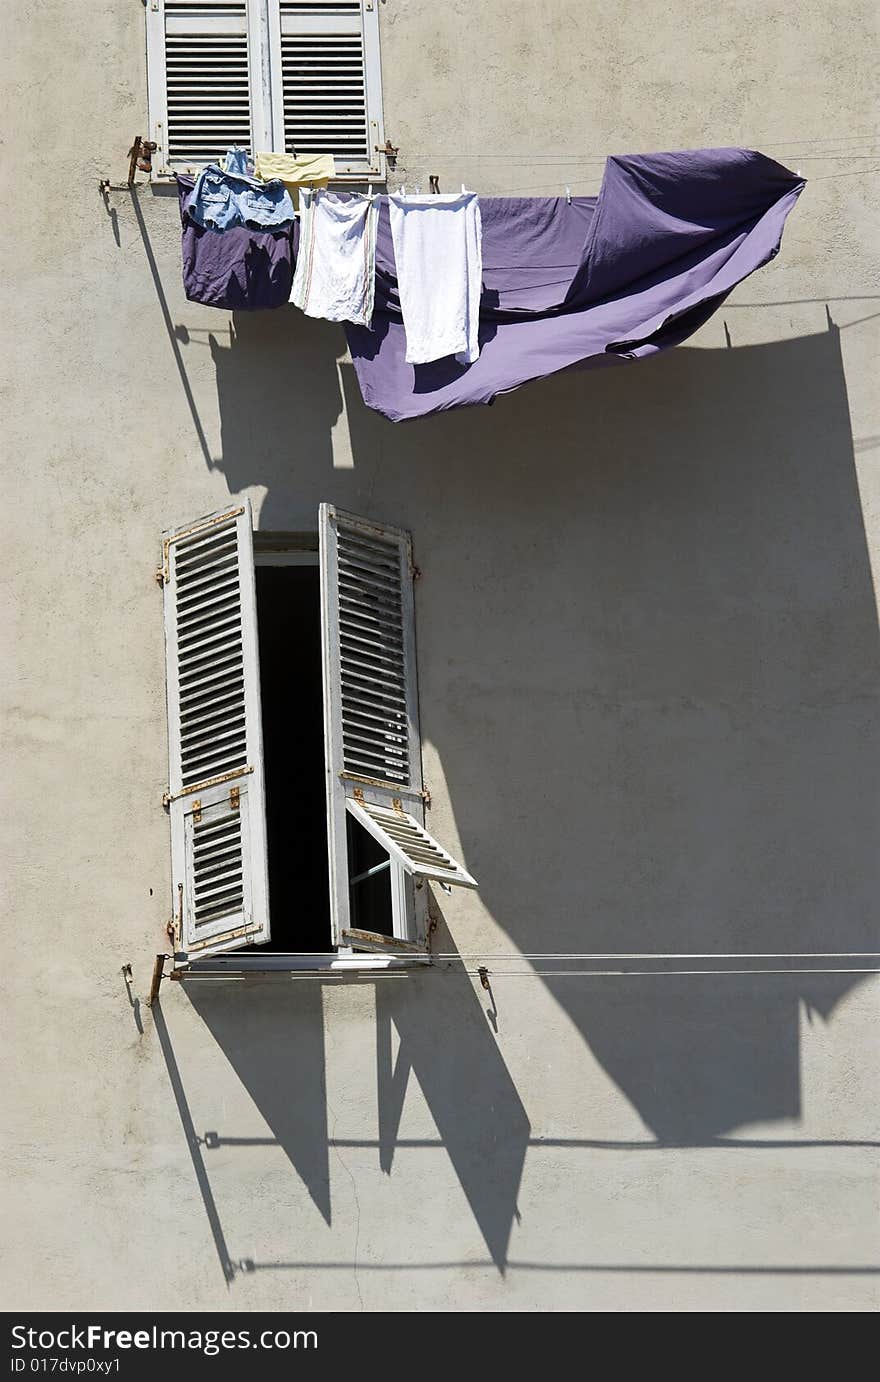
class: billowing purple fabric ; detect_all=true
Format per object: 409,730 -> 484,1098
176,176 -> 293,310
345,149 -> 805,421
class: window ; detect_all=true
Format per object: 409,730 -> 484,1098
160,502 -> 477,965
146,1 -> 386,178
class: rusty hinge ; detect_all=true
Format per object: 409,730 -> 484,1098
229,786 -> 240,811
374,138 -> 399,164
155,566 -> 166,587
192,799 -> 202,824
353,786 -> 365,804
166,882 -> 183,948
391,797 -> 405,814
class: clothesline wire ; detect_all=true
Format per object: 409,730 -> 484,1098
404,151 -> 880,164
445,967 -> 879,977
405,133 -> 880,159
456,168 -> 880,194
420,952 -> 880,960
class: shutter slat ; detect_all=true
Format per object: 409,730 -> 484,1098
281,29 -> 368,159
163,502 -> 271,955
163,4 -> 252,166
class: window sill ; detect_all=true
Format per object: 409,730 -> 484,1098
171,951 -> 430,980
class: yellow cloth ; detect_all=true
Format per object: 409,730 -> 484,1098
254,153 -> 337,209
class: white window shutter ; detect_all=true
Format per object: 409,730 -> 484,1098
162,501 -> 271,956
266,1 -> 386,176
146,1 -> 273,175
319,505 -> 477,950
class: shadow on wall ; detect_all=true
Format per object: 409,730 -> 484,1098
164,306 -> 880,1268
183,960 -> 530,1272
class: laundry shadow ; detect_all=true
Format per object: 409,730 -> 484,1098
337,321 -> 880,1143
198,313 -> 878,1242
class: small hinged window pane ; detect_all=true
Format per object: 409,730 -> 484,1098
346,798 -> 478,890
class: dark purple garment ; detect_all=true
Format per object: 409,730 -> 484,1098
345,149 -> 805,421
176,176 -> 293,310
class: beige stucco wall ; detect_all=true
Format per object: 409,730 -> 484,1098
2,1 -> 878,1311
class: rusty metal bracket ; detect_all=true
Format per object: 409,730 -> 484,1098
163,764 -> 253,808
477,966 -> 491,991
127,135 -> 157,186
374,138 -> 399,166
148,953 -> 168,1006
341,771 -> 428,802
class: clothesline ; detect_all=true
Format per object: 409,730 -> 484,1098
177,146 -> 808,421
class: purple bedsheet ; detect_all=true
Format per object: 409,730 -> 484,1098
345,149 -> 804,421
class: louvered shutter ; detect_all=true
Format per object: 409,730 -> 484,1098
319,505 -> 477,951
162,501 -> 271,956
146,0 -> 273,174
269,1 -> 385,175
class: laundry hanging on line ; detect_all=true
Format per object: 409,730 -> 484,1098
345,148 -> 806,421
185,160 -> 294,231
175,147 -> 805,420
388,189 -> 483,364
291,188 -> 379,328
176,175 -> 294,310
254,152 -> 337,209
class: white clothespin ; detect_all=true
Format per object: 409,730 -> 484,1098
367,182 -> 373,199
565,185 -> 571,204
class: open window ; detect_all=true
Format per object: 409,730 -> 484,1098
161,502 -> 477,966
146,1 -> 386,179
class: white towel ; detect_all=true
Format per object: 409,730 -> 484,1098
388,191 -> 483,365
290,189 -> 378,327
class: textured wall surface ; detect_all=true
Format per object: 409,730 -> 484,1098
2,1 -> 878,1311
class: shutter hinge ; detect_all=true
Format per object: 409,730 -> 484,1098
229,786 -> 240,811
155,566 -> 166,587
192,799 -> 202,824
411,563 -> 422,581
165,883 -> 183,948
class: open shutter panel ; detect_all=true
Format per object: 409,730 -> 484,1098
273,1 -> 385,175
148,1 -> 272,174
320,505 -> 477,950
162,501 -> 271,956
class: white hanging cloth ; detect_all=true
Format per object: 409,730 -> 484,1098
290,189 -> 379,328
387,190 -> 483,365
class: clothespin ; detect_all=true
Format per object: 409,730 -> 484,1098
367,182 -> 374,199
565,185 -> 571,204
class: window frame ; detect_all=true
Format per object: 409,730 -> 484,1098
252,535 -> 417,956
164,513 -> 476,978
145,0 -> 387,182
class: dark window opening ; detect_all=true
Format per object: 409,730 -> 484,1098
347,814 -> 393,936
254,564 -> 331,951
